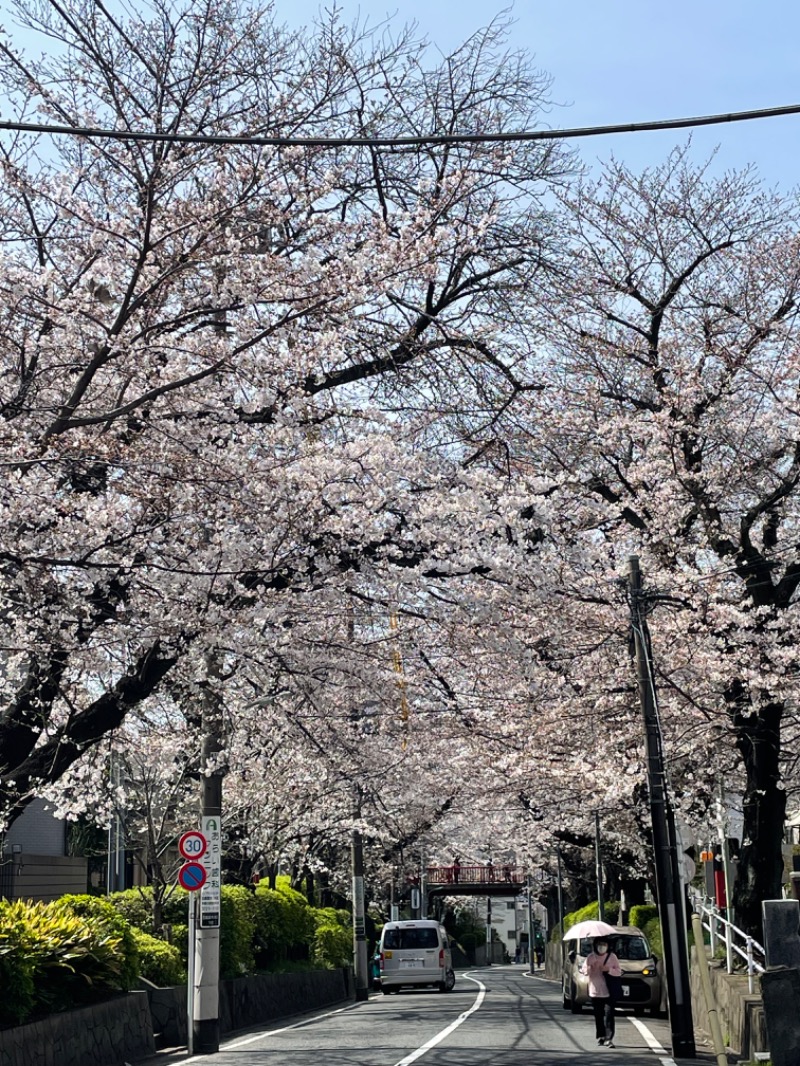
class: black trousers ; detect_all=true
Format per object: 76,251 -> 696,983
591,995 -> 615,1041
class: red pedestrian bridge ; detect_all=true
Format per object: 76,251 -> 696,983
424,864 -> 527,898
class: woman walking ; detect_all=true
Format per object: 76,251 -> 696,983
581,937 -> 623,1047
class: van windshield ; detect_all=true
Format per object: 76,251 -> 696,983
383,928 -> 439,950
578,935 -> 650,960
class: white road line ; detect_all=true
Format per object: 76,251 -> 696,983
181,1002 -> 358,1061
391,973 -> 487,1066
629,1015 -> 677,1065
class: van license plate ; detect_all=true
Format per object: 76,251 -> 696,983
400,960 -> 422,969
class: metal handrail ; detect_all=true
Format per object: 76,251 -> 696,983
690,893 -> 765,994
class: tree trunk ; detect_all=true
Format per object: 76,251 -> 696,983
732,701 -> 786,941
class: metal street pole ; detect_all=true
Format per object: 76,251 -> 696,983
628,556 -> 695,1059
194,659 -> 223,1055
595,811 -> 605,921
556,847 -> 565,935
352,830 -> 369,1002
527,874 -> 535,974
486,895 -> 492,965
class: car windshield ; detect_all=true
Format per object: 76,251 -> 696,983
578,935 -> 650,960
383,928 -> 439,950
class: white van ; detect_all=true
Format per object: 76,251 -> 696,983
379,919 -> 455,994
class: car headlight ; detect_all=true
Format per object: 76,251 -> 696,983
641,968 -> 652,976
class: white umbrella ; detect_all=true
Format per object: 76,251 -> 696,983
562,919 -> 617,941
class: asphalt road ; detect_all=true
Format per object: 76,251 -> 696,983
175,965 -> 685,1066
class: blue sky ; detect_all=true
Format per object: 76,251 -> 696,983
280,0 -> 800,191
1,0 -> 798,190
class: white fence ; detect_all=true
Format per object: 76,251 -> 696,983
690,893 -> 765,994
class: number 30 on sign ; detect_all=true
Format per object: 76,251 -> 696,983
178,830 -> 207,860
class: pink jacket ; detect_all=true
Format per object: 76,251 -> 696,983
580,951 -> 622,998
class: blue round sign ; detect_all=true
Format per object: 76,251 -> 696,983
178,861 -> 207,891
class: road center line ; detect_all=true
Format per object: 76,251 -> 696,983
629,1015 -> 676,1065
391,973 -> 487,1066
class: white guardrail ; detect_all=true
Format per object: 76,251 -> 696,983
690,893 -> 766,994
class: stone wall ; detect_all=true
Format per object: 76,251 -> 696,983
0,970 -> 355,1066
690,946 -> 768,1060
0,992 -> 155,1066
147,968 -> 354,1049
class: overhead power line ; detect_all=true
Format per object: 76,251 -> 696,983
1,102 -> 799,149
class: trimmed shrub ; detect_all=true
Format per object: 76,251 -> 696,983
219,885 -> 257,978
110,884 -> 256,979
310,907 -> 352,968
253,880 -> 315,967
131,928 -> 185,986
109,886 -> 188,933
629,904 -> 662,958
57,894 -> 138,990
311,922 -> 351,968
558,899 -> 620,940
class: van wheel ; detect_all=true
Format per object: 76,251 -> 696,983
562,990 -> 571,1011
445,969 -> 456,991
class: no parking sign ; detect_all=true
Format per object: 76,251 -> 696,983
178,861 -> 207,892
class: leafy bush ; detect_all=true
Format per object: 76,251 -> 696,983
310,907 -> 351,968
110,884 -> 257,978
131,928 -> 185,986
629,905 -> 662,958
0,898 -> 132,1024
557,899 -> 620,940
219,885 -> 257,978
253,880 -> 315,967
109,887 -> 188,933
311,922 -> 351,968
57,894 -> 138,990
0,903 -> 36,1025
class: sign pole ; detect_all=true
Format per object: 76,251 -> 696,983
187,892 -> 197,1057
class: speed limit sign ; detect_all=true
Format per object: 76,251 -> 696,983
178,830 -> 207,861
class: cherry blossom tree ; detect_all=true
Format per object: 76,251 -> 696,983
518,149 -> 800,935
0,0 -> 569,836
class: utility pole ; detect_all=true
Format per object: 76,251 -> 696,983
527,874 -> 535,974
486,895 -> 492,965
628,556 -> 695,1059
556,848 -> 565,935
194,657 -> 223,1055
595,811 -> 605,921
351,830 -> 369,1001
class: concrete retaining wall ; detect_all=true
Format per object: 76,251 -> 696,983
0,969 -> 355,1066
689,946 -> 767,1060
0,992 -> 155,1066
148,967 -> 354,1049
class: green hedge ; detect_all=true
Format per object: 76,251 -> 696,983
57,894 -> 139,990
629,904 -> 662,958
310,908 -> 352,968
131,928 -> 185,986
219,885 -> 257,978
0,897 -> 136,1026
108,885 -> 258,979
555,900 -> 620,941
105,878 -> 353,980
109,886 -> 188,932
253,881 -> 316,967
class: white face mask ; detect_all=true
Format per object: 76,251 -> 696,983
596,942 -> 608,954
